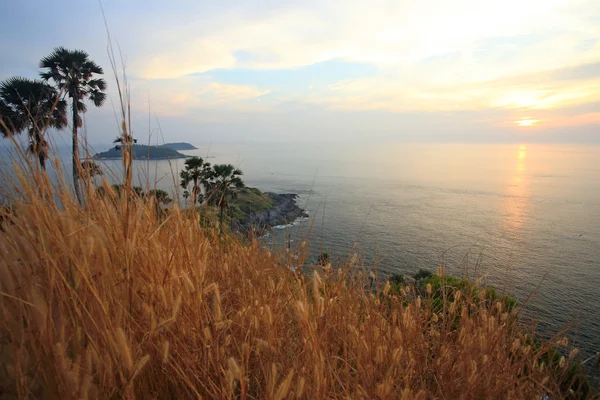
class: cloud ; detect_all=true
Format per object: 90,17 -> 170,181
107,0 -> 600,128
132,39 -> 237,80
128,76 -> 270,118
548,61 -> 600,81
547,112 -> 600,128
306,58 -> 600,114
194,82 -> 269,103
117,0 -> 599,78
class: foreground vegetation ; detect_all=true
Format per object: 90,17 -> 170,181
0,164 -> 593,399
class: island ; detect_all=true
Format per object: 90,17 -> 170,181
159,142 -> 198,150
93,144 -> 189,160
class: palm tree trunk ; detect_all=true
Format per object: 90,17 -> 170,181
219,187 -> 227,237
38,153 -> 46,170
34,132 -> 46,171
72,97 -> 83,205
219,204 -> 224,237
192,180 -> 198,207
30,130 -> 46,171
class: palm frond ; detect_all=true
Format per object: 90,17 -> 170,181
76,100 -> 87,113
89,90 -> 106,107
88,78 -> 107,91
83,60 -> 104,75
0,77 -> 67,139
81,160 -> 103,177
40,47 -> 106,110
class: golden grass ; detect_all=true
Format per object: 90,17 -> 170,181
0,163 -> 587,399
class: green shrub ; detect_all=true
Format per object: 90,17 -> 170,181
413,268 -> 433,281
389,274 -> 405,285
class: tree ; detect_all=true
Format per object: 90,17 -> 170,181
0,98 -> 16,134
40,47 -> 106,203
147,189 -> 172,206
80,160 -> 103,195
180,157 -> 213,206
210,164 -> 244,236
0,77 -> 67,169
113,134 -> 137,194
81,160 -> 103,177
147,189 -> 173,216
109,184 -> 144,197
112,134 -> 137,152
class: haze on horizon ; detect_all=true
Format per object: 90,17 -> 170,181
1,0 -> 599,145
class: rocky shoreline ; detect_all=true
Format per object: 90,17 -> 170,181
232,193 -> 308,235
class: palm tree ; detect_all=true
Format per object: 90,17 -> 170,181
113,134 -> 137,192
148,189 -> 172,206
147,189 -> 173,216
211,164 -> 244,235
81,160 -> 103,177
0,97 -> 16,134
112,134 -> 137,151
80,160 -> 103,195
0,77 -> 67,169
180,157 -> 213,206
40,47 -> 106,203
110,184 -> 144,197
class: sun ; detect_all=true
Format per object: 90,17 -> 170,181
515,117 -> 539,127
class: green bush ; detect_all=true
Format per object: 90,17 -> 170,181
413,269 -> 433,281
389,274 -> 405,285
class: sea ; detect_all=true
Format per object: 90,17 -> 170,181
4,141 -> 600,361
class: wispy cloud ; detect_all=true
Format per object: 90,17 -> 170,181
130,76 -> 269,117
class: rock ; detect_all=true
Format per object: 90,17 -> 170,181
232,192 -> 307,234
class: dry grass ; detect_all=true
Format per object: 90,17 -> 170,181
0,160 -> 589,399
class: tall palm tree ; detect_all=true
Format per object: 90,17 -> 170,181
148,189 -> 173,206
211,164 -> 244,235
0,77 -> 67,169
147,189 -> 173,216
113,134 -> 137,192
40,47 -> 106,203
81,160 -> 103,178
180,157 -> 213,206
0,97 -> 16,134
80,160 -> 103,195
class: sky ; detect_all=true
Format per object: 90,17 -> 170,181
1,0 -> 599,144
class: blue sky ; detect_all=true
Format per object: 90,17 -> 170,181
1,0 -> 599,144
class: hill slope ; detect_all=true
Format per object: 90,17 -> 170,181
159,142 -> 198,150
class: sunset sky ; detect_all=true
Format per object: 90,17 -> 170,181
1,0 -> 599,143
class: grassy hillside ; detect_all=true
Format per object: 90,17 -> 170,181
0,165 -> 593,399
229,187 -> 274,220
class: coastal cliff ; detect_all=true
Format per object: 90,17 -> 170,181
230,188 -> 308,234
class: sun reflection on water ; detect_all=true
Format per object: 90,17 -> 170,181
503,144 -> 530,236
